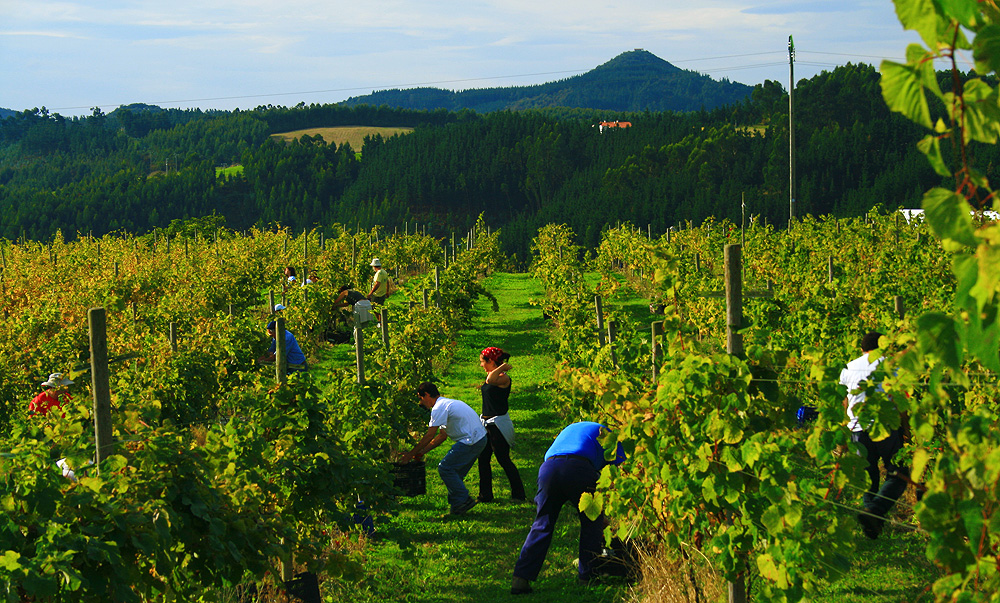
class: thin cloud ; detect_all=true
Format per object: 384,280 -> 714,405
0,30 -> 86,39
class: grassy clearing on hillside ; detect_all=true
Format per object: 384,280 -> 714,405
270,126 -> 413,151
216,165 -> 244,178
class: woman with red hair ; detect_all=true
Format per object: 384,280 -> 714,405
477,346 -> 527,502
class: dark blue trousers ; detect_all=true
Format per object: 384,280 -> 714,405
513,455 -> 603,581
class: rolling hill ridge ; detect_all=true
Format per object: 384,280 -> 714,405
340,49 -> 753,113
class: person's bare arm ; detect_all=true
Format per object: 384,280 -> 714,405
399,426 -> 444,463
486,363 -> 512,387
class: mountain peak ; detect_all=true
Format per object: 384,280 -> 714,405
595,49 -> 681,73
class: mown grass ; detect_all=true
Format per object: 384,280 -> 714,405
314,272 -> 938,603
270,126 -> 414,151
215,164 -> 244,178
319,273 -> 631,602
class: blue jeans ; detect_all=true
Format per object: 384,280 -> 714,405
438,437 -> 487,512
513,455 -> 603,581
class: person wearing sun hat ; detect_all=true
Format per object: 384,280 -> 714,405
367,258 -> 392,326
28,373 -> 74,417
366,258 -> 392,305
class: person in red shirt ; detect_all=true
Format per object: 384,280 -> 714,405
28,373 -> 73,417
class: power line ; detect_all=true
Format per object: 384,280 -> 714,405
46,48 -> 888,113
49,69 -> 594,112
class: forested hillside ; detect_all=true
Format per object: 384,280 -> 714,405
0,63 -> 989,259
339,49 -> 753,113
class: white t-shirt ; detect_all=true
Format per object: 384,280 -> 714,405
429,397 -> 486,445
839,353 -> 883,432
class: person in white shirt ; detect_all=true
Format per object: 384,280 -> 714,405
399,382 -> 488,515
839,331 -> 908,540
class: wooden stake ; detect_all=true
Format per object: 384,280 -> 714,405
275,316 -> 287,384
725,245 -> 743,357
595,296 -> 606,347
88,308 -> 114,473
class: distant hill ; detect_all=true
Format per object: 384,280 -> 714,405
340,49 -> 753,113
0,108 -> 17,119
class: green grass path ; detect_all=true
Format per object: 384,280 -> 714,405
335,272 -> 630,603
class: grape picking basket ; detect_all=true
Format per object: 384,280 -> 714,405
391,460 -> 426,496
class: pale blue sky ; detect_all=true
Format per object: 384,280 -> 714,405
1,0 -> 924,116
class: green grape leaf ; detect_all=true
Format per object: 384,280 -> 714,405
936,0 -> 980,27
974,24 -> 1000,74
881,58 -> 933,129
578,491 -> 603,521
916,312 -> 964,369
0,551 -> 22,571
958,79 -> 1000,144
756,552 -> 790,589
917,135 -> 952,176
923,187 -> 978,248
893,0 -> 944,48
911,448 -> 931,482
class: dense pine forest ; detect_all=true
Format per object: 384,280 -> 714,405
0,62 -> 988,259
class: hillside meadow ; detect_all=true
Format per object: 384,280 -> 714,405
270,126 -> 414,150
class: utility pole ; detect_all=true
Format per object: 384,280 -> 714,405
788,35 -> 796,228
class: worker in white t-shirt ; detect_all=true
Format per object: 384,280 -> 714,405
399,382 -> 487,516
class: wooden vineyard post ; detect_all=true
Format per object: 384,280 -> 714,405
828,257 -> 834,283
352,238 -> 357,267
695,253 -> 701,272
169,322 -> 178,353
725,245 -> 743,358
269,290 -> 276,312
422,288 -> 429,310
595,295 -> 606,347
434,266 -> 441,306
651,321 -> 664,383
895,296 -> 906,320
275,316 -> 287,384
723,244 -> 746,603
354,314 -> 366,385
88,308 -> 114,474
381,308 -> 390,350
608,321 -> 618,369
114,262 -> 119,279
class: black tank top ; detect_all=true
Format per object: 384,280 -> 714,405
480,381 -> 511,416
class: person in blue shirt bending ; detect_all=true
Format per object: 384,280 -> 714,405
257,320 -> 308,371
510,421 -> 626,595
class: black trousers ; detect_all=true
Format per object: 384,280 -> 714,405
852,428 -> 908,516
477,422 -> 526,501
